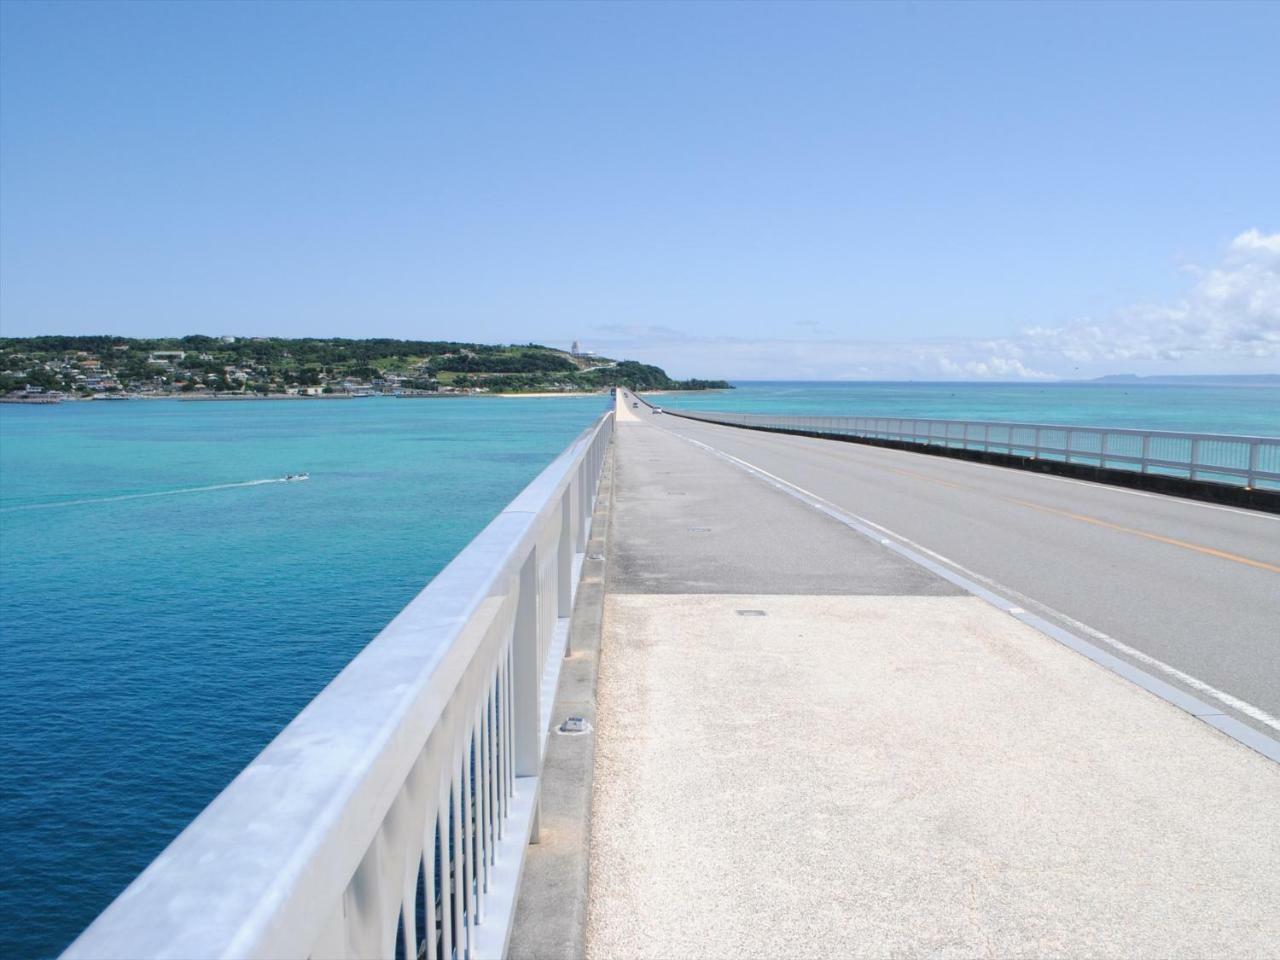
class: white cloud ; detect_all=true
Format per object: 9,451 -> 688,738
1229,228 -> 1280,256
1019,228 -> 1280,370
584,229 -> 1280,380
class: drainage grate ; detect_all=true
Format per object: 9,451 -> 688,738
557,716 -> 591,735
587,552 -> 603,560
736,609 -> 767,617
688,527 -> 711,533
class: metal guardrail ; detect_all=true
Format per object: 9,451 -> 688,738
668,410 -> 1280,490
64,411 -> 615,960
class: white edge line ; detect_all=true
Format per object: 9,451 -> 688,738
669,428 -> 1280,764
668,412 -> 1280,522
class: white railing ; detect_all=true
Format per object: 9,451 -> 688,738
666,409 -> 1280,490
63,411 -> 614,960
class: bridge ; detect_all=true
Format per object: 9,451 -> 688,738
65,391 -> 1280,959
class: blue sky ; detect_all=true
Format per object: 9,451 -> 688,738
1,1 -> 1276,379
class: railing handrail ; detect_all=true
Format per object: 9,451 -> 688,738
674,410 -> 1279,443
663,407 -> 1279,490
64,409 -> 615,960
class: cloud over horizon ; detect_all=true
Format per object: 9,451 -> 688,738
582,229 -> 1280,381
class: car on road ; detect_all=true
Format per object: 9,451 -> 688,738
652,407 -> 662,414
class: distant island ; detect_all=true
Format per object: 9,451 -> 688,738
0,336 -> 731,401
1088,374 -> 1280,386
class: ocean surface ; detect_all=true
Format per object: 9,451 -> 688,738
654,381 -> 1280,435
0,395 -> 607,959
2,383 -> 1278,957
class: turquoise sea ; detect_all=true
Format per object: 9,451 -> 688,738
2,383 -> 1278,957
654,381 -> 1280,436
0,396 -> 606,959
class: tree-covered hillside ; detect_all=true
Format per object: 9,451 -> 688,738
0,336 -> 731,397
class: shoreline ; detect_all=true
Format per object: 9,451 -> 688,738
1,387 -> 732,405
495,390 -> 608,398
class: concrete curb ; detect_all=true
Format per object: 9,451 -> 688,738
508,439 -> 615,959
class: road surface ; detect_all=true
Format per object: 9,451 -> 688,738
633,391 -> 1280,740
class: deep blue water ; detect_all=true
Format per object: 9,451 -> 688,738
655,381 -> 1280,435
0,396 -> 606,959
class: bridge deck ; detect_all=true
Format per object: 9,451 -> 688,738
585,392 -> 1279,958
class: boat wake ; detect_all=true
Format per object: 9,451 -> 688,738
1,477 -> 297,512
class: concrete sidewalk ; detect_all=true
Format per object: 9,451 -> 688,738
586,393 -> 1280,958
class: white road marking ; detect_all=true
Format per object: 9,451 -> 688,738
671,416 -> 1280,522
669,427 -> 1280,735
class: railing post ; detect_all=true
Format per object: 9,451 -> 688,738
1247,440 -> 1260,489
1190,438 -> 1201,481
558,488 -> 573,620
462,741 -> 477,944
576,460 -> 589,551
1141,433 -> 1151,474
450,777 -> 466,946
513,548 -> 541,779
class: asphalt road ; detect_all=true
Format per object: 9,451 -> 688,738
590,393 -> 1280,955
625,392 -> 1280,741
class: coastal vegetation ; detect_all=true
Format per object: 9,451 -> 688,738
0,336 -> 730,399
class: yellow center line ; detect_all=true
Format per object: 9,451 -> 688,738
680,418 -> 1279,573
1007,498 -> 1280,574
871,463 -> 1280,575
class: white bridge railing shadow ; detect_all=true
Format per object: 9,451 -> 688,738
64,411 -> 614,960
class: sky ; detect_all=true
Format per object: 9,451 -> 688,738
1,0 -> 1277,380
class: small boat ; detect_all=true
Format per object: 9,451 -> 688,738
283,473 -> 310,482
